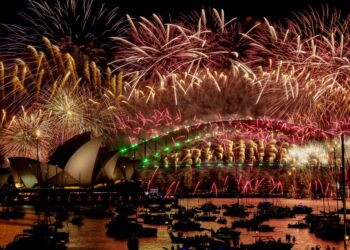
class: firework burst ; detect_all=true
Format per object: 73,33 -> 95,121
41,89 -> 122,143
288,5 -> 350,38
0,109 -> 51,161
112,9 -> 252,94
180,8 -> 254,63
0,41 -> 122,114
243,11 -> 350,129
2,0 -> 126,68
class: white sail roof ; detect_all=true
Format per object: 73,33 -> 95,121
64,137 -> 103,186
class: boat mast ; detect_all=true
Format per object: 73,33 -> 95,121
334,147 -> 338,212
341,134 -> 347,250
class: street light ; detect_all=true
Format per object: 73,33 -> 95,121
35,129 -> 41,187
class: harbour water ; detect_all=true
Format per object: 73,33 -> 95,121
0,198 -> 349,250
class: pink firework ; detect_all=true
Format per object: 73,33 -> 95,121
243,11 -> 350,130
112,9 -> 249,93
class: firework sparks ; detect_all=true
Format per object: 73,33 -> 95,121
112,9 -> 252,95
2,0 -> 126,68
0,109 -> 51,161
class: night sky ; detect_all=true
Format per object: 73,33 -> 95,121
0,0 -> 349,24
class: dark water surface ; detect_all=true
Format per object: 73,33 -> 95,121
0,198 -> 348,250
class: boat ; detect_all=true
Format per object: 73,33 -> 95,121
194,213 -> 217,222
106,216 -> 157,239
0,206 -> 25,220
223,203 -> 249,217
250,224 -> 275,232
168,230 -> 229,249
143,214 -> 172,225
200,202 -> 218,213
240,236 -> 294,250
292,204 -> 312,214
232,218 -> 261,229
288,220 -> 308,229
5,218 -> 69,250
257,205 -> 295,219
171,220 -> 203,231
211,227 -> 241,241
257,201 -> 273,210
148,204 -> 171,213
5,233 -> 66,250
313,222 -> 345,242
172,209 -> 196,220
23,220 -> 69,243
217,217 -> 227,224
70,214 -> 83,226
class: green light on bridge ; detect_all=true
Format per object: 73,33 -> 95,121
237,163 -> 243,167
175,142 -> 181,148
152,135 -> 160,140
195,163 -> 201,167
258,163 -> 263,167
131,144 -> 138,149
185,164 -> 191,167
227,163 -> 233,167
120,147 -> 128,154
164,147 -> 171,152
217,163 -> 223,167
207,163 -> 212,167
154,153 -> 160,158
185,139 -> 192,143
142,157 -> 150,164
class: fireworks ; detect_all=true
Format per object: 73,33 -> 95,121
1,3 -> 350,176
0,109 -> 51,161
287,141 -> 330,167
112,9 -> 251,94
2,0 -> 126,68
288,5 -> 350,38
123,65 -> 257,117
0,40 -> 122,114
244,11 -> 350,129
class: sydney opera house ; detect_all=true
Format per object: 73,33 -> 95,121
0,133 -> 136,189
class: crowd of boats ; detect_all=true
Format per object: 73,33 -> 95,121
0,198 -> 348,249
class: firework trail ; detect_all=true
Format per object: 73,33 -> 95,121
243,9 -> 350,129
112,9 -> 253,95
179,8 -> 253,65
0,109 -> 51,161
123,66 -> 259,120
2,0 -> 126,68
288,5 -> 350,38
40,89 -> 121,143
0,42 -> 123,114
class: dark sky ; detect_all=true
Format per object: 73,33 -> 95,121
0,0 -> 349,23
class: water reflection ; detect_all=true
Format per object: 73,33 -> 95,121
0,198 -> 348,249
